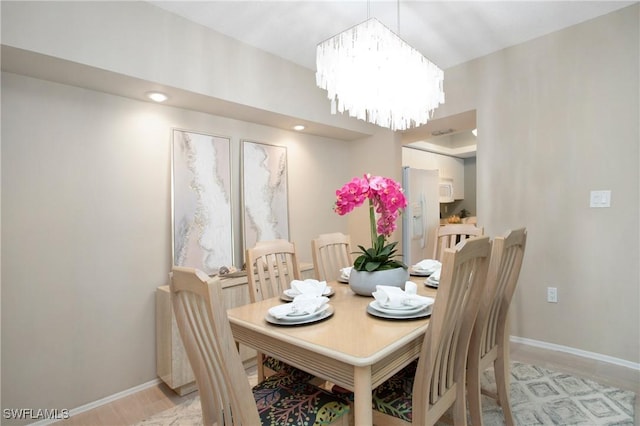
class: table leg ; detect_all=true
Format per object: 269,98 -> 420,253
353,365 -> 372,425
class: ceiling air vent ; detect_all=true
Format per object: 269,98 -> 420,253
431,128 -> 455,136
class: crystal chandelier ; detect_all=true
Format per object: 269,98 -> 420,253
316,18 -> 445,131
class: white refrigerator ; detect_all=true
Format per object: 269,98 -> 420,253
402,167 -> 440,267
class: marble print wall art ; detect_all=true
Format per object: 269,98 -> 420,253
172,130 -> 233,274
241,140 -> 289,253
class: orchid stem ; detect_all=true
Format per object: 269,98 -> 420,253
368,198 -> 377,247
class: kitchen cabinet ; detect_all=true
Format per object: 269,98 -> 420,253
156,263 -> 315,395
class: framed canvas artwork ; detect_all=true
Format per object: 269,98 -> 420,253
241,140 -> 290,253
172,129 -> 233,274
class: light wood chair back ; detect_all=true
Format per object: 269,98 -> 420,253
432,223 -> 484,261
246,239 -> 301,302
373,236 -> 491,426
467,228 -> 527,426
245,239 -> 302,381
311,232 -> 353,282
170,266 -> 261,425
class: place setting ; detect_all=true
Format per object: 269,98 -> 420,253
410,259 -> 441,277
265,294 -> 333,325
280,279 -> 334,301
425,268 -> 441,288
267,279 -> 335,325
367,282 -> 434,320
337,266 -> 351,284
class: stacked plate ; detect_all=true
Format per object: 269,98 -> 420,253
410,259 -> 441,277
410,268 -> 432,277
265,303 -> 334,326
338,267 -> 351,283
367,299 -> 434,320
425,276 -> 439,288
422,262 -> 441,288
281,286 -> 334,301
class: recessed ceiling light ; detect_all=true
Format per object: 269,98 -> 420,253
293,125 -> 305,131
146,91 -> 168,102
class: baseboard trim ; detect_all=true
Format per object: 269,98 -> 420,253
511,335 -> 640,371
29,378 -> 162,426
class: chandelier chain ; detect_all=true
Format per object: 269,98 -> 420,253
397,0 -> 400,34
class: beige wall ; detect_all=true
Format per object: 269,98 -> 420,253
1,0 -> 638,419
346,130 -> 403,249
1,72 -> 352,419
442,5 -> 639,363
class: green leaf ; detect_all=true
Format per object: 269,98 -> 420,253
365,261 -> 381,271
351,235 -> 406,272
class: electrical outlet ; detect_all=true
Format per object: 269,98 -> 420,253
547,287 -> 558,303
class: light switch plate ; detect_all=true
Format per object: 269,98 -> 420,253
590,190 -> 611,208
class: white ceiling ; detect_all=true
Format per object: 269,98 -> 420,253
149,1 -> 633,71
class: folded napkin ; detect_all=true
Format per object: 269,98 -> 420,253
340,266 -> 352,280
268,295 -> 330,319
413,259 -> 442,273
372,284 -> 434,309
405,281 -> 418,295
287,279 -> 328,297
430,268 -> 441,282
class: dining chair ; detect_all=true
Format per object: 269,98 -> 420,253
169,266 -> 351,426
311,232 -> 353,282
245,239 -> 306,381
246,239 -> 302,301
467,228 -> 527,426
370,236 -> 491,425
432,223 -> 484,262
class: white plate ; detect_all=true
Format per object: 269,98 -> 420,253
281,287 -> 334,301
286,309 -> 313,317
369,300 -> 433,316
366,304 -> 432,320
410,268 -> 434,277
370,300 -> 422,312
269,303 -> 331,321
425,277 -> 439,288
265,305 -> 334,326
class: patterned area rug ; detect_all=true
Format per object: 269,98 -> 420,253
479,362 -> 634,425
138,362 -> 635,425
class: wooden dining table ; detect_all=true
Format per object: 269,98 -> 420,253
227,278 -> 437,425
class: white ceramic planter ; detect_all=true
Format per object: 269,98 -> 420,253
348,267 -> 409,296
